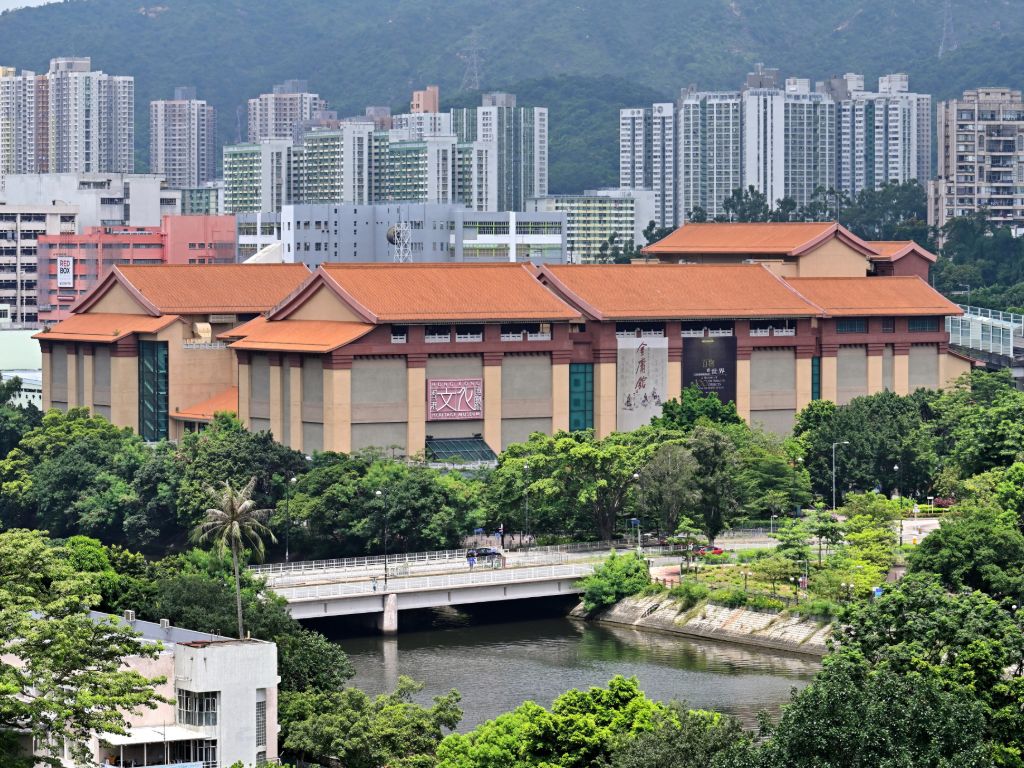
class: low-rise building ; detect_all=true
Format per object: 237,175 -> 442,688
3,173 -> 181,227
529,188 -> 655,262
0,202 -> 78,323
37,215 -> 237,323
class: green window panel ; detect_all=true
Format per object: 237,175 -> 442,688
569,363 -> 594,432
811,356 -> 821,402
138,340 -> 168,442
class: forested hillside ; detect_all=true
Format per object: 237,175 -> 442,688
1,0 -> 1021,190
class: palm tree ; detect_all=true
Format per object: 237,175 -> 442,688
192,477 -> 276,640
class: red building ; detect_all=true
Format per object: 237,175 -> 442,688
38,215 -> 236,323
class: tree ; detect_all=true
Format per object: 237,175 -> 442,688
437,676 -> 665,768
578,551 -> 651,614
277,628 -> 356,693
192,477 -> 276,640
773,519 -> 811,564
653,385 -> 742,431
752,555 -> 797,595
0,530 -> 165,766
609,706 -> 753,768
722,185 -> 771,222
635,443 -> 699,535
808,504 -> 843,566
281,676 -> 461,768
0,376 -> 41,459
684,425 -> 746,542
643,219 -> 674,245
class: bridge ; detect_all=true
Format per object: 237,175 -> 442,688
277,563 -> 593,633
947,305 -> 1024,385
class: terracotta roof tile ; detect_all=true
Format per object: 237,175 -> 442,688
170,387 -> 238,422
227,317 -> 375,352
541,264 -> 818,320
784,277 -> 961,316
642,222 -> 844,255
114,264 -> 310,314
34,313 -> 180,342
319,263 -> 581,322
867,240 -> 938,263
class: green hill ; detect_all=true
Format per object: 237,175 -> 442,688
1,0 -> 1022,191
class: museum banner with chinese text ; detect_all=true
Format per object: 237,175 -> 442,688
616,336 -> 668,431
427,378 -> 484,421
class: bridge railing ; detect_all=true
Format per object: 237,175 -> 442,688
279,563 -> 594,601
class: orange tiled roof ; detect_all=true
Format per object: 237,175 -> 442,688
867,240 -> 938,263
33,312 -> 181,342
642,221 -> 875,256
316,263 -> 581,322
170,386 -> 238,422
227,316 -> 375,352
540,264 -> 819,320
110,264 -> 310,314
784,277 -> 962,317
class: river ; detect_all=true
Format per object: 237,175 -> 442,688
330,609 -> 819,730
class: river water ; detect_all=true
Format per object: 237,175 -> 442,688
334,612 -> 819,730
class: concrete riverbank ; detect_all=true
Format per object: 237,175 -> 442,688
573,594 -> 831,657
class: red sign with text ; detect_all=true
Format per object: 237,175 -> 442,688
427,378 -> 483,421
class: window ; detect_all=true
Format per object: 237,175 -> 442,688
569,363 -> 594,431
811,356 -> 821,401
256,694 -> 267,747
908,317 -> 939,332
138,340 -> 169,442
835,318 -> 867,334
881,318 -> 895,333
176,689 -> 219,726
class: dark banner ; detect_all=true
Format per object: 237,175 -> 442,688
682,336 -> 737,404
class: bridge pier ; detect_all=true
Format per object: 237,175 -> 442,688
378,593 -> 398,635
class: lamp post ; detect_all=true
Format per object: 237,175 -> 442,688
375,489 -> 389,589
284,476 -> 296,562
894,463 -> 903,546
770,514 -> 778,534
632,472 -> 641,552
832,441 -> 850,511
522,461 -> 530,551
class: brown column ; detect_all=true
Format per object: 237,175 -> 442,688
735,346 -> 751,422
65,343 -> 79,408
288,354 -> 303,452
82,344 -> 94,413
893,343 -> 911,395
110,338 -> 139,433
483,352 -> 503,453
323,352 -> 352,454
795,345 -> 815,413
867,343 -> 884,395
551,350 -> 571,433
820,344 -> 838,403
268,353 -> 284,442
406,353 -> 426,457
666,321 -> 682,400
236,351 -> 251,427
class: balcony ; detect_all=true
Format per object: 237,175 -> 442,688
455,331 -> 483,343
425,333 -> 451,343
749,326 -> 795,338
614,329 -> 664,338
390,333 -> 407,344
183,340 -> 227,350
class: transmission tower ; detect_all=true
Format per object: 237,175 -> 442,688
391,220 -> 412,263
938,0 -> 958,58
458,31 -> 484,92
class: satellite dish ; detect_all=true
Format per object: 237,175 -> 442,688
386,226 -> 398,245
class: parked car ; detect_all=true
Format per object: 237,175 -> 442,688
696,546 -> 724,556
475,546 -> 501,558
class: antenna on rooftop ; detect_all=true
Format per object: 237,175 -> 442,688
457,30 -> 484,93
387,216 -> 413,263
938,0 -> 958,59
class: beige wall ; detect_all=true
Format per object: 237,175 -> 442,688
287,285 -> 363,322
406,366 -> 425,456
551,361 -> 569,433
836,346 -> 867,405
909,344 -> 939,391
157,321 -> 237,428
501,354 -> 552,449
749,349 -> 796,411
87,283 -> 147,315
249,354 -> 270,420
50,343 -> 68,407
40,348 -> 52,410
940,352 -> 972,387
797,239 -> 870,277
735,358 -> 751,421
882,346 -> 894,391
323,367 -> 352,453
301,356 -> 324,453
594,361 -> 616,437
893,351 -> 910,395
795,356 -> 812,413
351,359 -> 408,422
110,355 -> 139,432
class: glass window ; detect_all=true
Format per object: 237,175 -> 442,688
881,318 -> 895,333
176,689 -> 219,726
908,317 -> 939,332
811,356 -> 821,401
256,699 -> 266,747
835,318 -> 867,334
569,363 -> 594,432
138,340 -> 169,442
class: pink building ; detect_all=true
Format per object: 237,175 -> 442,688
38,214 -> 236,323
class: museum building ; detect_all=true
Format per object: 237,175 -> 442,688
36,222 -> 970,459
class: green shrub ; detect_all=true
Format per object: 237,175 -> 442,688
745,594 -> 786,612
669,580 -> 709,610
640,582 -> 668,596
578,551 -> 650,614
735,548 -> 773,563
702,553 -> 732,565
707,587 -> 747,608
790,598 -> 840,619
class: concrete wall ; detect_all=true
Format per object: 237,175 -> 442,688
836,346 -> 867,404
351,358 -> 408,452
909,343 -> 939,390
798,239 -> 870,277
501,353 -> 552,448
749,348 -> 796,435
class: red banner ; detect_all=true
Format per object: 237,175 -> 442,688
427,378 -> 483,421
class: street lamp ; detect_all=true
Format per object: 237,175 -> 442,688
770,513 -> 779,534
375,489 -> 389,589
832,441 -> 850,511
284,476 -> 296,562
522,462 -> 530,551
632,472 -> 641,552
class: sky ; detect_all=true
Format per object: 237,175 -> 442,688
0,0 -> 58,10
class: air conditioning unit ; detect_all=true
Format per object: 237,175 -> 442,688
192,322 -> 212,341
160,618 -> 170,630
123,609 -> 136,622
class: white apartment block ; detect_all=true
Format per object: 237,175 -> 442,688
223,140 -> 303,213
150,86 -> 217,189
932,87 -> 1024,233
824,73 -> 931,198
3,173 -> 180,227
619,107 -> 652,189
0,57 -> 134,180
29,612 -> 279,768
529,187 -> 654,262
391,112 -> 453,140
678,91 -> 744,221
248,79 -> 327,142
300,123 -> 375,204
0,203 -> 76,323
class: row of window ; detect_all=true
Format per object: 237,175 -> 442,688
835,317 -> 939,334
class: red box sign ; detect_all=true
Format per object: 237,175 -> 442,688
427,378 -> 483,421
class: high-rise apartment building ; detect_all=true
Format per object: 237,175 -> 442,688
528,188 -> 655,262
932,87 -> 1024,233
678,91 -> 744,220
411,85 -> 440,114
0,57 -> 134,179
300,124 -> 375,205
247,80 -> 327,143
149,86 -> 216,188
223,140 -> 303,213
391,112 -> 453,140
452,93 -> 548,211
822,73 -> 931,198
619,107 -> 652,189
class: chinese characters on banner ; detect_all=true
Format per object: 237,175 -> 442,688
427,378 -> 483,421
682,336 -> 737,404
616,336 -> 668,431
